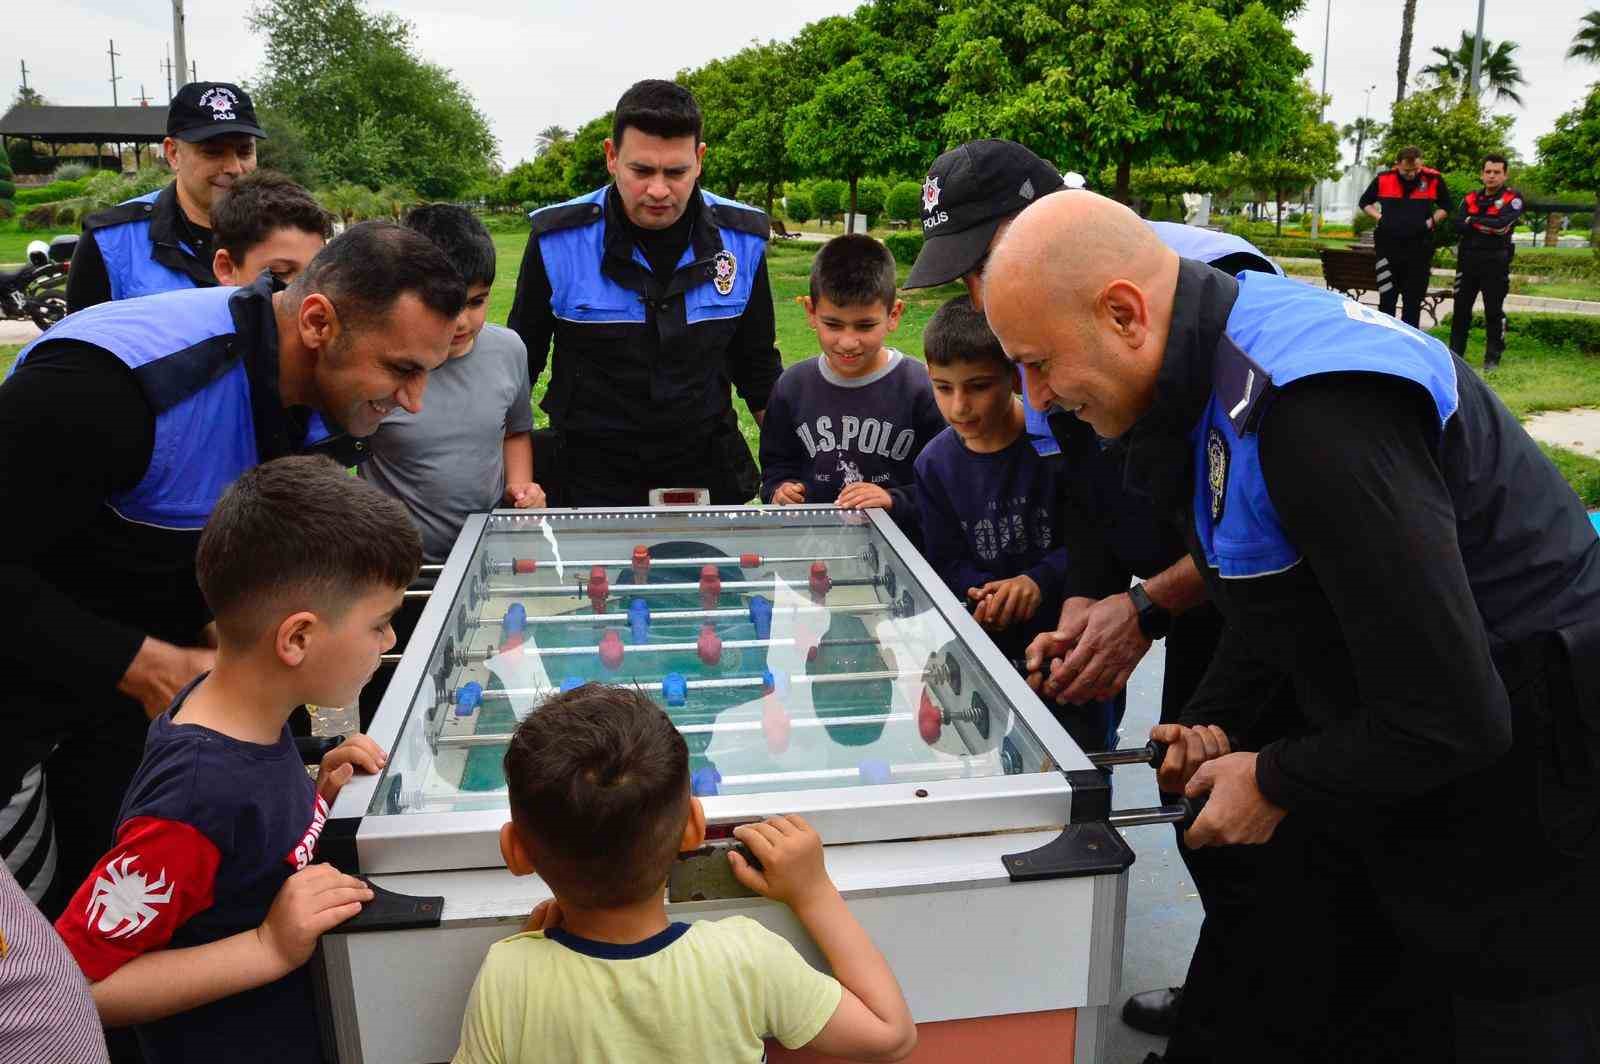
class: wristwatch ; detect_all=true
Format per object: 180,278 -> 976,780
1127,583 -> 1172,641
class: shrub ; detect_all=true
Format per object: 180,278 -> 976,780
20,204 -> 57,230
52,162 -> 92,182
15,178 -> 90,206
886,181 -> 921,224
1352,211 -> 1377,237
1444,313 -> 1600,352
784,191 -> 813,225
882,230 -> 924,267
80,167 -> 167,213
0,200 -> 13,222
53,204 -> 78,227
852,179 -> 887,227
810,180 -> 846,227
1568,213 -> 1592,232
1146,201 -> 1185,222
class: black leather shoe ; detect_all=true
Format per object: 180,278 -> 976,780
1122,985 -> 1183,1036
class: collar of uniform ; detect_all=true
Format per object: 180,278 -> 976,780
226,273 -> 319,461
1121,258 -> 1240,507
600,186 -> 721,297
147,181 -> 219,289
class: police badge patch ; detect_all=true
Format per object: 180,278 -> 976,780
1206,427 -> 1229,523
713,250 -> 737,296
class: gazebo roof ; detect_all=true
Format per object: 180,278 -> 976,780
0,105 -> 169,143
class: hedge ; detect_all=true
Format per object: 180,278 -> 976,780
882,230 -> 923,267
15,178 -> 90,206
1441,313 -> 1600,353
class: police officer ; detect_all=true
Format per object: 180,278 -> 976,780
1450,153 -> 1523,371
1358,145 -> 1452,327
507,80 -> 781,506
905,140 -> 1291,1063
985,192 -> 1600,1063
0,223 -> 463,917
65,81 -> 264,312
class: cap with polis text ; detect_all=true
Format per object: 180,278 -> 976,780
167,82 -> 267,142
904,140 -> 1066,289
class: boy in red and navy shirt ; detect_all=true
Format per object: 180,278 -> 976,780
55,456 -> 420,1063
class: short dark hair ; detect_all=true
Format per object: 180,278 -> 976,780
211,170 -> 333,262
923,294 -> 1008,369
612,79 -> 701,148
503,684 -> 689,909
196,455 -> 421,643
1482,153 -> 1509,170
403,204 -> 496,288
1396,145 -> 1422,163
286,221 -> 466,333
809,234 -> 897,311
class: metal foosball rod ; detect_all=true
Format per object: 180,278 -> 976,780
436,707 -> 923,750
485,602 -> 884,626
418,548 -> 872,577
481,576 -> 877,600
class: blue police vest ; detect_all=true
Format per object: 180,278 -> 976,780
1192,272 -> 1459,579
92,189 -> 206,302
533,187 -> 766,329
14,286 -> 261,530
1024,226 -> 1280,455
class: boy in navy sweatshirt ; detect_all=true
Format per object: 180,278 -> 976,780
914,296 -> 1121,752
759,235 -> 944,542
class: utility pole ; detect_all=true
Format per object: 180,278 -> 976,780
1311,0 -> 1332,240
1469,0 -> 1487,99
107,39 -> 123,106
190,61 -> 197,83
18,60 -> 28,94
173,0 -> 188,91
135,84 -> 153,107
164,45 -> 174,101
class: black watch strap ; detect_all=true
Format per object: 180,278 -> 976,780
1128,583 -> 1172,641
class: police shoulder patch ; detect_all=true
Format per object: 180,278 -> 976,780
1510,197 -> 1522,210
1207,427 -> 1229,523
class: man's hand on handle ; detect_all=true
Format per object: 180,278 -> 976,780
118,637 -> 217,720
1024,594 -> 1151,703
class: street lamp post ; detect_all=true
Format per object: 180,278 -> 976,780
1311,0 -> 1332,240
1469,0 -> 1486,98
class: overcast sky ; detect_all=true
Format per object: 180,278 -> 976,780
9,0 -> 1598,169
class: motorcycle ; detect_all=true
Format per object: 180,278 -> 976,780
1,234 -> 76,330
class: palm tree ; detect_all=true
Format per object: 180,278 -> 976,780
1397,0 -> 1419,101
1421,32 -> 1528,106
1340,117 -> 1386,167
1569,10 -> 1600,63
534,125 -> 572,157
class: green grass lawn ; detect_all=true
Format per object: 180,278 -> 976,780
1511,279 -> 1600,302
0,221 -> 46,265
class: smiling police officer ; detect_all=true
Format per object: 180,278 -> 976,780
985,191 -> 1600,1063
66,82 -> 265,312
507,80 -> 781,506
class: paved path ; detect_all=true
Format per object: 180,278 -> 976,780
0,320 -> 41,345
1525,407 -> 1600,460
1285,273 -> 1600,317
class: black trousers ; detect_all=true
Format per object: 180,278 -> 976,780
1449,250 -> 1512,365
540,410 -> 760,509
1375,236 -> 1434,327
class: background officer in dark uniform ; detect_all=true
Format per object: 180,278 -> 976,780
904,140 -> 1296,1063
1449,153 -> 1523,370
66,82 -> 264,311
987,191 -> 1600,1063
507,80 -> 781,506
1358,145 -> 1452,327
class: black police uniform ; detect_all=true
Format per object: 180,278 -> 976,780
1449,185 -> 1524,368
1358,167 -> 1453,327
1124,259 -> 1600,1062
507,186 -> 782,506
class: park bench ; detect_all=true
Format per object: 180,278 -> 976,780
1320,247 -> 1452,325
770,218 -> 803,241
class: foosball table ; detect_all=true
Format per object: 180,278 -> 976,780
315,505 -> 1174,1063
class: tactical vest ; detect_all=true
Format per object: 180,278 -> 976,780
13,286 -> 284,529
1375,167 -> 1444,202
1190,273 -> 1458,579
87,188 -> 209,302
1025,228 -> 1280,455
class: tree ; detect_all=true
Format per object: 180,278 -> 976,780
534,125 -> 571,157
1341,116 -> 1386,168
254,106 -> 320,187
785,57 -> 912,219
1220,82 -> 1340,233
1419,32 -> 1527,106
562,114 -> 612,197
1537,84 -> 1600,256
318,182 -> 381,226
247,0 -> 497,198
681,42 -> 810,215
1378,82 -> 1514,177
0,139 -> 14,205
934,0 -> 1311,202
11,87 -> 46,109
784,189 -> 813,225
1125,162 -> 1225,217
809,180 -> 846,227
886,180 -> 922,223
1397,0 -> 1419,102
1568,10 -> 1600,63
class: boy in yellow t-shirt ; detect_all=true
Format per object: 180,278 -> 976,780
453,684 -> 916,1064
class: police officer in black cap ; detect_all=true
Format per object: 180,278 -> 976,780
1449,153 -> 1524,371
905,140 -> 1296,1064
66,82 -> 266,312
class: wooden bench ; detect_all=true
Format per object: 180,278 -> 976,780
769,218 -> 803,241
1319,247 -> 1453,325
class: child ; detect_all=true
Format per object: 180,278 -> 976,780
361,203 -> 543,565
914,296 -> 1122,752
759,234 -> 944,540
208,169 -> 334,288
454,683 -> 917,1064
53,455 -> 414,1063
